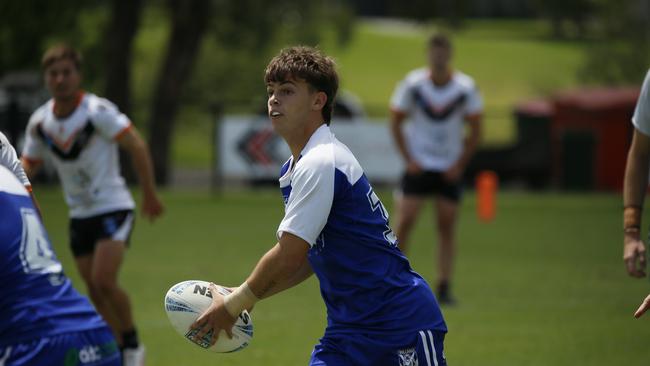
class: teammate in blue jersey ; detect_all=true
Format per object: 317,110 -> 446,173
192,46 -> 447,365
0,165 -> 121,366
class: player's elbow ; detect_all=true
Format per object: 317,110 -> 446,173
274,247 -> 308,278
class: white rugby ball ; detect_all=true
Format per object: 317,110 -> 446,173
164,280 -> 253,353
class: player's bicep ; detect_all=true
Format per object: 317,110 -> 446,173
115,126 -> 141,151
390,109 -> 409,126
277,232 -> 311,262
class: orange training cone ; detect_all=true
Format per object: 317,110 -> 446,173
476,170 -> 498,222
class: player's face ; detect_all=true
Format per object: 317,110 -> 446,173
267,78 -> 322,136
428,45 -> 451,71
44,59 -> 81,101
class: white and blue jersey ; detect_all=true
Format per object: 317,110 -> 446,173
277,125 -> 446,336
0,166 -> 107,347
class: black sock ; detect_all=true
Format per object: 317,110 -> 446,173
122,329 -> 139,349
437,281 -> 450,298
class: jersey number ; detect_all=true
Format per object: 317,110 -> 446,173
366,188 -> 398,246
19,208 -> 62,275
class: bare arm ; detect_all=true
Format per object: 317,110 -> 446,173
444,114 -> 482,182
191,232 -> 311,344
623,128 -> 650,277
458,114 -> 482,169
116,127 -> 163,221
246,235 -> 313,300
390,109 -> 420,174
635,294 -> 650,318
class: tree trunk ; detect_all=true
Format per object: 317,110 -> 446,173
103,0 -> 144,182
147,0 -> 211,185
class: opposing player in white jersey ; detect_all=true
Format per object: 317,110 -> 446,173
0,165 -> 121,365
191,47 -> 447,365
622,69 -> 650,318
21,44 -> 163,365
390,33 -> 483,304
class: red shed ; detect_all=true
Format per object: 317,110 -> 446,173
551,87 -> 640,191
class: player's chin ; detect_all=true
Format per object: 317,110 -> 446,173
53,89 -> 76,100
269,117 -> 284,130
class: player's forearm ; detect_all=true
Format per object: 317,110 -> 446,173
623,139 -> 650,234
257,258 -> 313,298
390,118 -> 412,163
456,121 -> 481,169
129,140 -> 158,197
624,145 -> 650,209
246,242 -> 309,300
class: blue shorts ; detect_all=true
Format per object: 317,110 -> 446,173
310,330 -> 446,366
0,326 -> 120,366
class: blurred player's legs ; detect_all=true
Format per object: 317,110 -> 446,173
395,194 -> 425,254
76,255 -> 122,340
68,210 -> 144,365
75,240 -> 144,365
434,197 -> 459,304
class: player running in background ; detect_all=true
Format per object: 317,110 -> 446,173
0,165 -> 121,366
192,46 -> 448,365
623,68 -> 650,318
21,44 -> 163,365
389,33 -> 482,304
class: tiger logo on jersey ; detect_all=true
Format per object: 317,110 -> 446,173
398,347 -> 418,366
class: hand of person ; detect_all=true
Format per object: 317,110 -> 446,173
190,283 -> 236,346
141,193 -> 164,222
624,233 -> 647,278
443,163 -> 464,183
406,159 -> 422,175
634,294 -> 650,318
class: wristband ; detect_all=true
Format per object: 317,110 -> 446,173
223,282 -> 259,318
624,206 -> 642,231
624,204 -> 643,210
624,226 -> 641,234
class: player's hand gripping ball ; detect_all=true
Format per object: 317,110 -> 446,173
164,280 -> 253,352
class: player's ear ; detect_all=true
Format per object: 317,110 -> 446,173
312,91 -> 327,112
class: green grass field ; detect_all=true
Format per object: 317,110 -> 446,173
35,187 -> 650,365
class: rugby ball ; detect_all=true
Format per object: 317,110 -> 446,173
164,280 -> 253,353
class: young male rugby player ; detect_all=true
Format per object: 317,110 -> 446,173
192,46 -> 448,365
0,165 -> 121,366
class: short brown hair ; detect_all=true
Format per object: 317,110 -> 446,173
264,46 -> 339,124
428,33 -> 452,49
41,44 -> 82,71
